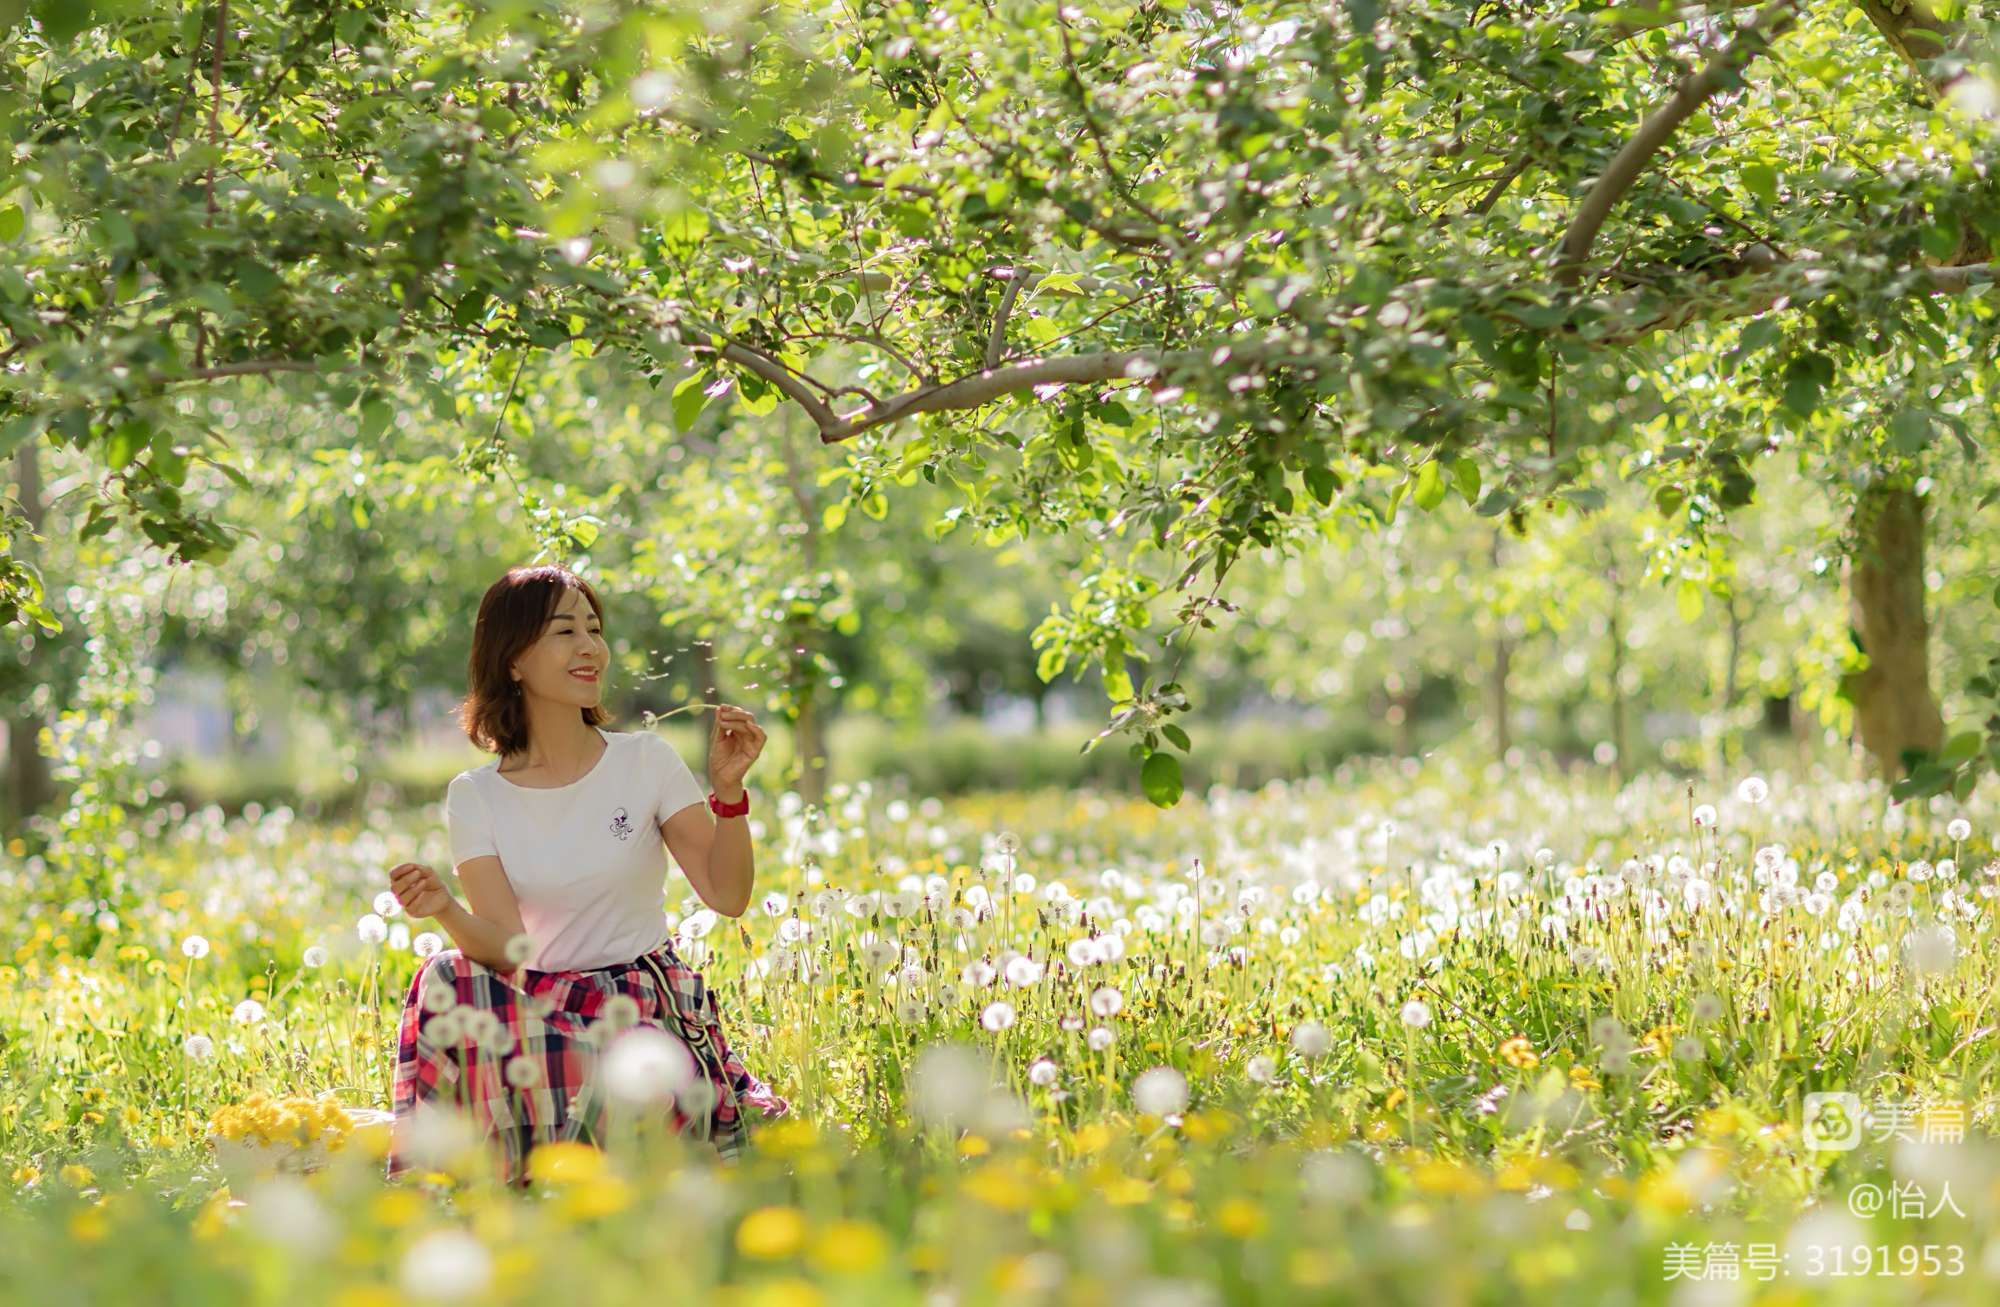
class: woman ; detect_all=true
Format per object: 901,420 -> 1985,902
384,564 -> 787,1186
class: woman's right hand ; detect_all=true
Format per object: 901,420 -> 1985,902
388,861 -> 455,920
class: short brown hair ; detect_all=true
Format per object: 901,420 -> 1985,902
456,565 -> 611,757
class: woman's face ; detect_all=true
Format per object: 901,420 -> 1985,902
510,588 -> 607,704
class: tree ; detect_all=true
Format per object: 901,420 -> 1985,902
4,1 -> 1998,801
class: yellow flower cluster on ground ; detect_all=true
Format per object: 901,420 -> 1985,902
207,1092 -> 356,1148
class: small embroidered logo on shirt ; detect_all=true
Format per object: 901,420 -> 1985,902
608,807 -> 634,841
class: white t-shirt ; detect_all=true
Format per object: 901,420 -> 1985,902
442,727 -> 708,972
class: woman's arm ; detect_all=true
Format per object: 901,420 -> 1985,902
433,855 -> 531,972
662,787 -> 754,917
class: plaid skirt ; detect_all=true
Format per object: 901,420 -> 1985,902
386,940 -> 788,1186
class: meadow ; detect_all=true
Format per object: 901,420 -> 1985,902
2,752 -> 1996,1306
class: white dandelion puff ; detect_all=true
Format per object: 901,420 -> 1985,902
1132,1066 -> 1188,1116
398,1228 -> 493,1301
1291,1020 -> 1332,1057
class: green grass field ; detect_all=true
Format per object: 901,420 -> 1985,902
3,757 -> 1996,1305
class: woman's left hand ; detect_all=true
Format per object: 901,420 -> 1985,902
707,703 -> 766,793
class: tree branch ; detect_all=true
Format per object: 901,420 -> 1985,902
1558,0 -> 1802,283
1599,1 -> 1763,42
986,268 -> 1030,370
684,260 -> 1997,446
195,0 -> 229,371
1855,0 -> 1966,93
1055,9 -> 1173,234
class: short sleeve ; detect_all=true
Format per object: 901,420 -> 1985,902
646,732 -> 707,823
444,772 -> 497,865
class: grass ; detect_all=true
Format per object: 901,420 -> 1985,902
1,747 -> 1995,1305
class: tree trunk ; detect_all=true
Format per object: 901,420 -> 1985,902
692,634 -> 722,777
774,417 -> 832,806
1716,592 -> 1743,772
1844,480 -> 1944,778
1607,581 -> 1628,785
1487,531 -> 1510,761
790,627 -> 828,807
6,440 -> 54,823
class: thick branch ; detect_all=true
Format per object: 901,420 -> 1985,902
1601,1 -> 1762,41
1558,0 -> 1801,282
689,260 -> 1997,445
1856,0 -> 1964,92
161,358 -> 349,383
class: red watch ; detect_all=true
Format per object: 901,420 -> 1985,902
708,789 -> 750,818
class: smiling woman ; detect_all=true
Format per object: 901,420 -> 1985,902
382,564 -> 786,1185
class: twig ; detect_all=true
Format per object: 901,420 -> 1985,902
985,269 -> 1028,370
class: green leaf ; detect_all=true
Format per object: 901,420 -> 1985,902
0,205 -> 23,242
1140,750 -> 1183,808
1741,163 -> 1777,208
359,396 -> 393,442
822,500 -> 848,531
1940,731 -> 1982,765
205,456 -> 254,491
1162,723 -> 1191,752
1889,409 -> 1933,454
1412,459 -> 1446,510
236,260 -> 280,301
1102,654 -> 1133,703
671,373 -> 709,433
1451,457 -> 1480,505
105,419 -> 150,470
1676,579 -> 1704,624
1304,466 -> 1340,507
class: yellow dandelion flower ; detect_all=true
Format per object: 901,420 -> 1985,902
742,1278 -> 823,1307
807,1220 -> 889,1275
1216,1197 -> 1266,1238
1498,1036 -> 1539,1069
555,1174 -> 634,1221
370,1189 -> 425,1229
754,1118 -> 819,1159
736,1205 -> 808,1259
1072,1122 -> 1113,1155
59,1163 -> 94,1187
68,1207 -> 108,1244
960,1159 -> 1036,1211
1289,1248 -> 1337,1287
527,1141 -> 607,1186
